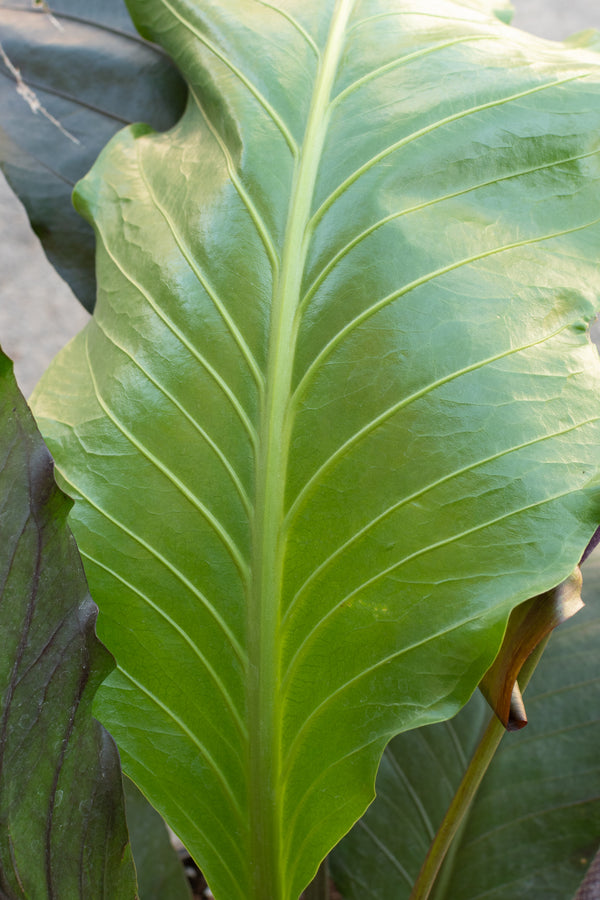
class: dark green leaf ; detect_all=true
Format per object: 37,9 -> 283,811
331,691 -> 488,898
331,552 -> 600,899
0,348 -> 137,899
124,777 -> 192,900
31,2 -> 600,897
0,0 -> 187,310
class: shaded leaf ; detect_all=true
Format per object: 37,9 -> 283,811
0,348 -> 136,899
31,2 -> 600,898
331,551 -> 600,899
0,0 -> 187,310
124,777 -> 192,900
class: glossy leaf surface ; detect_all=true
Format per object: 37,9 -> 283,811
32,2 -> 600,898
331,551 -> 600,899
0,0 -> 186,310
0,349 -> 136,899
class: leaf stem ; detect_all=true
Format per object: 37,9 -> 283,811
408,636 -> 550,900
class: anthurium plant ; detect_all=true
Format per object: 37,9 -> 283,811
1,0 -> 599,898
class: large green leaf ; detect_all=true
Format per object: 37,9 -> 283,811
0,348 -> 137,899
330,551 -> 600,899
0,0 -> 186,310
31,2 -> 600,898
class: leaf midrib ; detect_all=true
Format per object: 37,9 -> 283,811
247,1 -> 355,896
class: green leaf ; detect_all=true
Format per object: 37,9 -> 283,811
331,551 -> 600,899
0,0 -> 186,310
330,692 -> 488,898
31,2 -> 600,898
124,778 -> 192,900
0,348 -> 137,899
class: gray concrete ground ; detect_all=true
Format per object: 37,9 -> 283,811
512,0 -> 600,38
0,175 -> 89,397
0,0 -> 599,396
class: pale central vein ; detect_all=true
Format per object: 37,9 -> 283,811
247,1 -> 355,891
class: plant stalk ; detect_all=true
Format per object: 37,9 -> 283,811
408,636 -> 550,900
